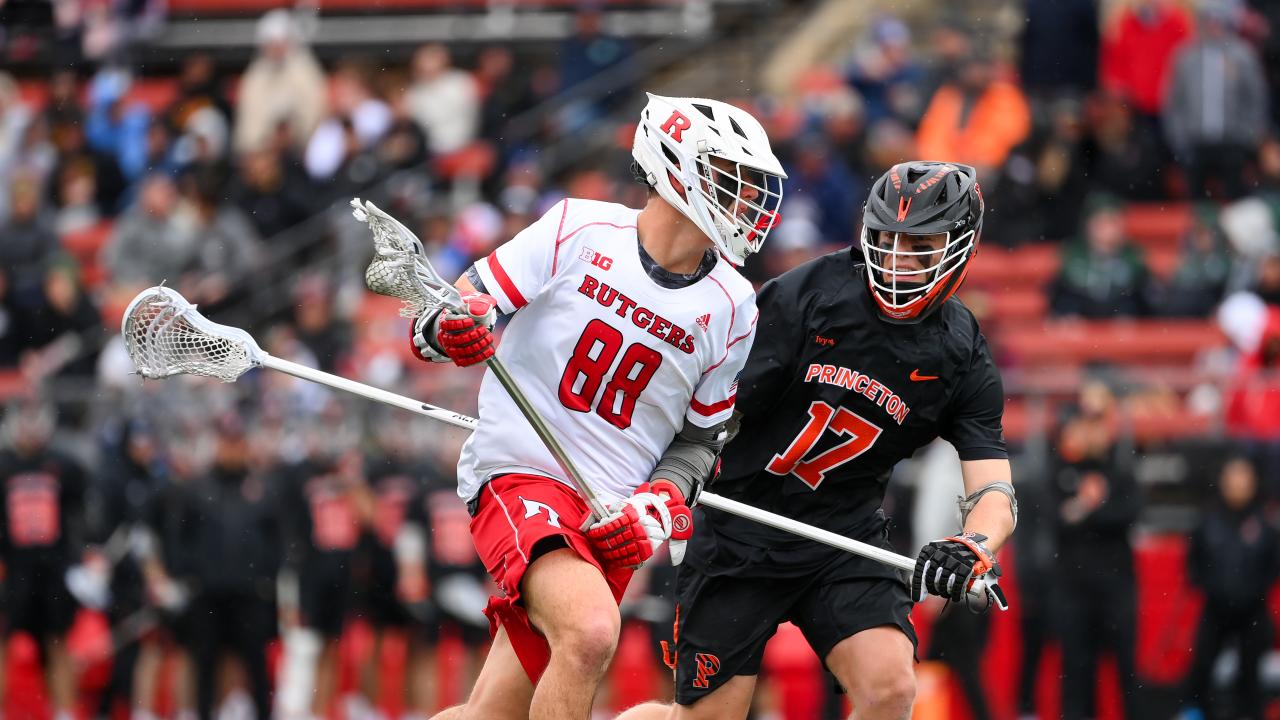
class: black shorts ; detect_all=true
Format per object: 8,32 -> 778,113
5,560 -> 79,640
671,516 -> 916,705
299,557 -> 353,638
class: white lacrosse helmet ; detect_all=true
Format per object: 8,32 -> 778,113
632,93 -> 787,266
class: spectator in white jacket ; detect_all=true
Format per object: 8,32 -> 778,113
404,43 -> 479,156
233,10 -> 328,155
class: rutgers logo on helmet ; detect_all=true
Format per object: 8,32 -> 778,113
632,93 -> 787,266
859,161 -> 984,324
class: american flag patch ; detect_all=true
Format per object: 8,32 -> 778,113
695,313 -> 711,330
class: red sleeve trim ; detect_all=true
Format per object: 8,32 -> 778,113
486,252 -> 528,310
690,394 -> 736,417
702,312 -> 758,375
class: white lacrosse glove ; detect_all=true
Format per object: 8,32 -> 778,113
587,481 -> 692,571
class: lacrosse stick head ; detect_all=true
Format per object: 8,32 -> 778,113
122,286 -> 264,383
351,197 -> 463,318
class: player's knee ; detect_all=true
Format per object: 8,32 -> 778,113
858,671 -> 916,716
551,611 -> 620,673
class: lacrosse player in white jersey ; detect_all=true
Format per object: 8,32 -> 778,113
410,93 -> 785,720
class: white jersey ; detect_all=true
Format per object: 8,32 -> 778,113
457,199 -> 758,504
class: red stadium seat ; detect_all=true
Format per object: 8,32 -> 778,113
1123,203 -> 1192,251
1001,396 -> 1032,442
433,142 -> 498,182
965,244 -> 1060,290
0,370 -> 25,401
960,286 -> 1049,326
17,78 -> 178,113
998,320 -> 1224,368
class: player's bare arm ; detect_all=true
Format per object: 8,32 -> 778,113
909,457 -> 1017,606
959,458 -> 1016,550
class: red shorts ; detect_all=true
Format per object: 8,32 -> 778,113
469,473 -> 633,682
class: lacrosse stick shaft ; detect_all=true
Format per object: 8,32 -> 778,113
482,356 -> 609,520
259,355 -> 478,431
696,491 -> 1003,608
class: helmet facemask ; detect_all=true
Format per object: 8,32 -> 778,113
861,226 -> 976,317
693,149 -> 785,263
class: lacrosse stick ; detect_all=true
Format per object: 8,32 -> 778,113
121,285 -> 478,432
696,492 -> 1007,611
352,198 -> 609,521
119,286 -> 1005,609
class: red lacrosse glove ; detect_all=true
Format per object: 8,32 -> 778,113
435,294 -> 498,367
587,481 -> 692,572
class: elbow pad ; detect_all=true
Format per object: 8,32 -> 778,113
958,481 -> 1018,530
650,419 -> 728,505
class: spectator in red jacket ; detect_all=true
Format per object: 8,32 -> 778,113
1100,0 -> 1193,117
1226,306 -> 1280,439
1225,305 -> 1280,495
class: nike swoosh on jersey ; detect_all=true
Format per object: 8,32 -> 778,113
909,369 -> 939,382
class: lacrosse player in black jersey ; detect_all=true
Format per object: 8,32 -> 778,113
0,398 -> 87,720
616,162 -> 1016,720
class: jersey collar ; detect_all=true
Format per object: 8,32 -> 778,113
636,240 -> 718,290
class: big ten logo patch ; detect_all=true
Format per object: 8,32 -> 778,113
579,247 -> 613,270
692,652 -> 721,689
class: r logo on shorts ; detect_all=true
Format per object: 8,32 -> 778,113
521,496 -> 562,527
692,652 -> 720,689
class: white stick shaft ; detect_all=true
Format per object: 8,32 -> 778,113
259,355 -> 478,431
697,492 -> 913,571
697,491 -> 998,603
484,355 -> 609,520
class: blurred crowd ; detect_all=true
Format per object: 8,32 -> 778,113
3,0 -> 1280,718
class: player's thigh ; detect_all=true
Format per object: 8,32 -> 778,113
673,674 -> 757,720
791,577 -> 917,701
522,547 -> 620,651
461,626 -> 534,720
671,563 -> 794,708
825,625 -> 916,703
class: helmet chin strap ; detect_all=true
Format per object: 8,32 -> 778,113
880,279 -> 927,307
880,230 -> 939,307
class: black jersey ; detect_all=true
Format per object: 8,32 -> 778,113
0,447 -> 87,564
708,249 -> 1006,550
364,458 -> 423,552
279,460 -> 362,568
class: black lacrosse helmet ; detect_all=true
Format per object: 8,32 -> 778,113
860,162 -> 985,324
